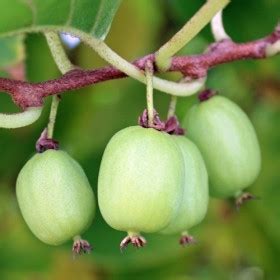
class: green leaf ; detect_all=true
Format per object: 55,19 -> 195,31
0,0 -> 122,39
0,36 -> 24,67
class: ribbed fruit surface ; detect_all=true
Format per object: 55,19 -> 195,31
161,136 -> 208,234
98,126 -> 184,233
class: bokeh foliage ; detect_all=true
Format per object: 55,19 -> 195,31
0,0 -> 279,279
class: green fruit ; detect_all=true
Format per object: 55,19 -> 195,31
184,95 -> 261,198
161,136 -> 208,235
98,126 -> 184,234
16,150 -> 95,246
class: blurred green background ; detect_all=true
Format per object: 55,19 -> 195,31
0,0 -> 279,279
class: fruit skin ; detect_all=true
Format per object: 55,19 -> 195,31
16,150 -> 95,246
98,126 -> 184,234
184,95 -> 261,198
161,136 -> 208,234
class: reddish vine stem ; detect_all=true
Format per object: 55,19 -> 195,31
0,25 -> 279,109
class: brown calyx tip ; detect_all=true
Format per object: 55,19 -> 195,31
138,109 -> 185,135
120,235 -> 147,251
165,115 -> 185,135
179,234 -> 197,247
72,238 -> 92,256
35,128 -> 59,153
235,192 -> 260,210
198,89 -> 217,102
138,109 -> 165,131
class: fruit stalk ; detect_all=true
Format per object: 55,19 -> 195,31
45,31 -> 75,139
167,95 -> 177,119
47,95 -> 60,139
145,61 -> 154,128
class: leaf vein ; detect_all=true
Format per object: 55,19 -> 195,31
90,0 -> 104,34
19,0 -> 37,26
66,0 -> 76,27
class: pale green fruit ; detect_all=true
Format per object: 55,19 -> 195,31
161,136 -> 208,234
184,95 -> 261,198
16,150 -> 95,245
98,126 -> 184,234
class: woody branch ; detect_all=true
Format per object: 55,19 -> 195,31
0,25 -> 279,109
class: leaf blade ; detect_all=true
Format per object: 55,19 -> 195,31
0,0 -> 122,39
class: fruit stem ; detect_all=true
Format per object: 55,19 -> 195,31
47,95 -> 60,139
45,31 -> 74,139
145,61 -> 154,127
167,95 -> 178,119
